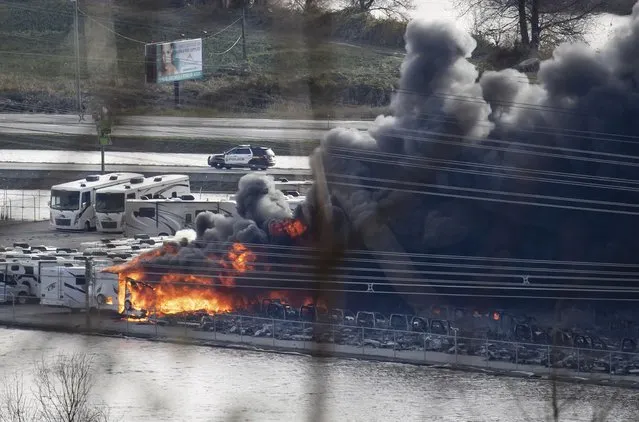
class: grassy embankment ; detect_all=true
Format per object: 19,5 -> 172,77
4,0 -> 635,121
0,2 -> 404,119
0,1 -> 555,153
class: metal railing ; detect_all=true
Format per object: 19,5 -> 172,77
1,257 -> 638,380
1,290 -> 639,380
0,189 -> 49,222
87,310 -> 639,380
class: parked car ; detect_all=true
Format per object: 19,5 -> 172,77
207,145 -> 276,170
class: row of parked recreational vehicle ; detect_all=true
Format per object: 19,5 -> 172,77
49,172 -> 189,232
49,173 -> 311,237
0,238 -> 166,310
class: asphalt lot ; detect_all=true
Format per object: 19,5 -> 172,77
0,221 -> 122,249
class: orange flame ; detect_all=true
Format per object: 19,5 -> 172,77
108,242 -> 258,317
104,243 -> 176,275
219,242 -> 255,287
269,219 -> 307,238
227,243 -> 256,271
133,273 -> 236,316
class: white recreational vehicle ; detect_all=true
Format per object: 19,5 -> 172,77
93,264 -> 120,313
0,257 -> 80,304
95,174 -> 191,233
40,265 -> 91,308
123,197 -> 239,237
49,173 -> 144,231
39,262 -> 121,312
272,178 -> 314,197
123,196 -> 306,237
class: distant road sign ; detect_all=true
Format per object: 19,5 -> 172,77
99,135 -> 112,146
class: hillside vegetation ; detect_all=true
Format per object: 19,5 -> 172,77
0,1 -> 409,119
4,0 -> 618,118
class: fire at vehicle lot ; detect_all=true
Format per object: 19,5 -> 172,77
102,199 -> 321,319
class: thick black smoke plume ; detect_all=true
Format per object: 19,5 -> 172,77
305,10 -> 639,262
143,7 -> 639,312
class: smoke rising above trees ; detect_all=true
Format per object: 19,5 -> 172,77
120,4 -> 639,312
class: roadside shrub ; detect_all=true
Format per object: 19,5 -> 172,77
327,11 -> 405,48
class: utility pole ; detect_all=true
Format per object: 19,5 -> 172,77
241,0 -> 247,61
174,81 -> 180,108
71,0 -> 83,120
85,258 -> 93,330
95,106 -> 112,173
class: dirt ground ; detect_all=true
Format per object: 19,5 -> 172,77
0,221 -> 123,249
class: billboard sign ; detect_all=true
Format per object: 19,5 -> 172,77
145,38 -> 203,84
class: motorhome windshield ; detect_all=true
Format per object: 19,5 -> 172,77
96,192 -> 125,213
50,190 -> 80,211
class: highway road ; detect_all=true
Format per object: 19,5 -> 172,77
0,162 -> 311,176
0,149 -> 309,169
0,114 -> 373,129
0,114 -> 372,140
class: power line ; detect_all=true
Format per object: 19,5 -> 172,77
103,264 -> 639,287
325,146 -> 639,194
212,34 -> 243,55
3,116 -> 639,205
329,177 -> 639,216
109,274 -> 639,297
202,17 -> 243,40
78,9 -> 146,44
87,270 -> 639,301
96,282 -> 639,302
98,240 -> 639,268
97,257 -> 639,278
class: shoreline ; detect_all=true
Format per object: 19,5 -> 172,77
2,306 -> 638,390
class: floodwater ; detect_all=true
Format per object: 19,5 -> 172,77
0,328 -> 636,422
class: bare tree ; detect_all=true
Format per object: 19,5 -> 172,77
286,0 -> 329,13
0,374 -> 36,422
34,353 -> 109,422
0,353 -> 109,422
458,0 -> 605,53
347,0 -> 415,21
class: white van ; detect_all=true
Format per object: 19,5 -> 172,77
49,173 -> 144,231
95,174 -> 191,233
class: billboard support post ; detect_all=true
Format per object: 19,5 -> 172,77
100,146 -> 105,173
174,81 -> 180,108
72,0 -> 82,120
95,106 -> 112,174
241,1 -> 247,61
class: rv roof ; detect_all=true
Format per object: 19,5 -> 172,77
125,197 -> 227,204
273,180 -> 314,186
51,173 -> 144,191
95,174 -> 189,194
125,196 -> 305,205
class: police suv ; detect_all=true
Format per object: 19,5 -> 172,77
207,145 -> 276,170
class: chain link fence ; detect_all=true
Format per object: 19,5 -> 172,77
0,189 -> 50,222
